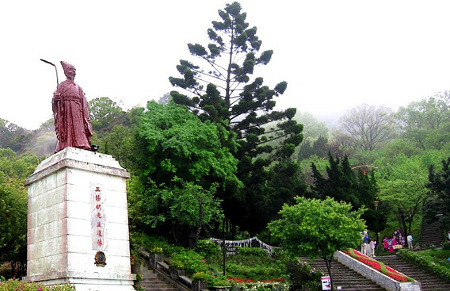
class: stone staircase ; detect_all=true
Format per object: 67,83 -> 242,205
302,257 -> 384,290
376,255 -> 450,291
133,259 -> 184,291
418,218 -> 445,249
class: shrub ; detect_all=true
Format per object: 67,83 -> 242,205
194,239 -> 220,259
0,279 -> 74,290
130,232 -> 184,257
171,250 -> 208,275
397,249 -> 450,282
286,261 -> 321,290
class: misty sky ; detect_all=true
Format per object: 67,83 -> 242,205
1,0 -> 450,129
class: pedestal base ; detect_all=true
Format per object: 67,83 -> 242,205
24,147 -> 135,290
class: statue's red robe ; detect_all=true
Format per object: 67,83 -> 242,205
52,79 -> 93,152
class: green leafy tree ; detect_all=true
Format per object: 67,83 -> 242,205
424,157 -> 450,232
128,101 -> 241,240
311,154 -> 376,208
88,97 -> 126,138
376,154 -> 431,236
159,179 -> 223,244
0,149 -> 39,277
311,153 -> 385,237
298,135 -> 329,160
294,112 -> 329,140
169,1 -> 303,234
396,91 -> 450,150
0,118 -> 32,154
269,196 -> 366,290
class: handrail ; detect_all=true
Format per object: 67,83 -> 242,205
138,247 -> 192,291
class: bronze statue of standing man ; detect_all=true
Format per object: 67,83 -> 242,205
52,61 -> 93,152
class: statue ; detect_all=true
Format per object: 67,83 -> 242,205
52,61 -> 93,152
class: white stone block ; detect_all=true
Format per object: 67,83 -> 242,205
107,222 -> 130,240
25,148 -> 134,289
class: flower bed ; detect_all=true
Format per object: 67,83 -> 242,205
343,249 -> 414,282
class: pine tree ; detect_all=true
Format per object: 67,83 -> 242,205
311,153 -> 385,236
425,157 -> 450,231
169,2 -> 304,234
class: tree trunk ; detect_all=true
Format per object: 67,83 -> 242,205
323,256 -> 334,290
195,203 -> 204,245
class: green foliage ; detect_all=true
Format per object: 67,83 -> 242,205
269,196 -> 366,290
170,1 -> 304,235
268,197 -> 366,261
0,118 -> 32,154
311,153 -> 378,209
376,154 -> 433,236
128,101 -> 240,240
130,232 -> 184,258
297,135 -> 329,160
88,97 -> 126,138
397,249 -> 450,282
294,112 -> 329,140
0,279 -> 74,290
226,262 -> 285,281
396,91 -> 450,150
191,271 -> 214,282
134,101 -> 240,188
286,261 -> 321,290
171,249 -> 209,275
194,239 -> 221,259
0,150 -> 39,277
222,247 -> 288,282
425,156 -> 450,231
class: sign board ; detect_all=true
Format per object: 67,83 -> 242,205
321,276 -> 331,290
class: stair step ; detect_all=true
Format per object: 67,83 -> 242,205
301,257 -> 384,290
376,255 -> 450,291
135,263 -> 188,291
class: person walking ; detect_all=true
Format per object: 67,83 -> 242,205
369,238 -> 376,257
407,234 -> 413,249
362,231 -> 370,255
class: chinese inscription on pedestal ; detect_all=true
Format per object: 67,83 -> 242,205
92,186 -> 107,250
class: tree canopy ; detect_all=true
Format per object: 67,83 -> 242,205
169,1 -> 303,234
128,101 -> 241,239
269,196 -> 366,289
0,149 -> 39,276
425,156 -> 450,231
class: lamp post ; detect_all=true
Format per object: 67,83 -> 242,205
373,200 -> 380,251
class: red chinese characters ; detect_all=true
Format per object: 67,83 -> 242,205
92,186 -> 106,250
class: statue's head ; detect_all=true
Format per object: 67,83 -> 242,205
61,61 -> 76,80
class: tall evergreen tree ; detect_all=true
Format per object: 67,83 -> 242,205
425,157 -> 450,231
311,153 -> 385,235
169,2 -> 303,234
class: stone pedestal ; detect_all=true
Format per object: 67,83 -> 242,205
24,147 -> 135,290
